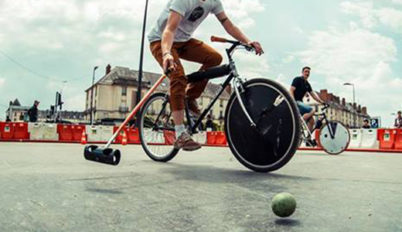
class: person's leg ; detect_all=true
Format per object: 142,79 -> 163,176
149,41 -> 201,150
307,114 -> 315,132
297,101 -> 315,132
178,39 -> 223,114
150,41 -> 186,128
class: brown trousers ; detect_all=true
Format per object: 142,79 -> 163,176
150,39 -> 222,111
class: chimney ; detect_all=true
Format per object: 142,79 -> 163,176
328,93 -> 334,102
342,98 -> 346,106
320,89 -> 328,102
106,64 -> 111,75
362,107 -> 367,115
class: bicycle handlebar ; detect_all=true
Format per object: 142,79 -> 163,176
211,36 -> 255,52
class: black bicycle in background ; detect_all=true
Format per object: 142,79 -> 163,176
138,36 -> 301,172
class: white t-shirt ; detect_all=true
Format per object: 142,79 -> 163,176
148,0 -> 224,43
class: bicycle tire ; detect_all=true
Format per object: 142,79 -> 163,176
225,78 -> 300,172
318,120 -> 350,155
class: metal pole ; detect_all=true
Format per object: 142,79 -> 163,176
90,66 -> 98,125
135,0 -> 149,127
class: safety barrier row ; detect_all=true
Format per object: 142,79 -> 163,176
1,122 -> 401,152
0,122 -> 224,146
297,128 -> 402,152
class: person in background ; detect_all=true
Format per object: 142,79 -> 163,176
362,119 -> 371,129
5,116 -> 11,122
395,111 -> 402,128
205,114 -> 215,131
27,100 -> 40,122
289,67 -> 325,133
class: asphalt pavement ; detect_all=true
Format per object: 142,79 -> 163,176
0,142 -> 401,232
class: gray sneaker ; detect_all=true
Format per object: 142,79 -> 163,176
174,132 -> 202,151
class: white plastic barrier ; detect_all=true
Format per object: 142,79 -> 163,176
193,131 -> 207,145
360,129 -> 379,149
28,123 -> 58,141
86,125 -> 114,142
348,129 -> 363,149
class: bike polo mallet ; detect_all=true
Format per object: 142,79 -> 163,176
83,74 -> 168,165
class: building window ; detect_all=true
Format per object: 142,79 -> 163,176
122,86 -> 127,96
220,100 -> 224,107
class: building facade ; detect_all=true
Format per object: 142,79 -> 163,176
85,66 -> 231,124
304,89 -> 370,128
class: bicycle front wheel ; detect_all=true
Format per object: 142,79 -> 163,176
319,120 -> 350,155
225,78 -> 300,172
139,93 -> 179,162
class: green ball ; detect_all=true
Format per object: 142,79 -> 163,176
271,192 -> 297,217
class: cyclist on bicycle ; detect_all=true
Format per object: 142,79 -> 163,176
290,67 -> 325,137
148,0 -> 263,151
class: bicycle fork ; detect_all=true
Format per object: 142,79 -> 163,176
233,78 -> 257,128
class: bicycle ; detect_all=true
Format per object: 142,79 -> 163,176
138,36 -> 301,172
299,104 -> 350,155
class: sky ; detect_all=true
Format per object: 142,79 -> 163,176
0,0 -> 401,126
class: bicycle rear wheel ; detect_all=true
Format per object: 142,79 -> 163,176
318,120 -> 350,155
139,93 -> 179,162
225,78 -> 300,172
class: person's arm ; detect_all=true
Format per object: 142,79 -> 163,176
289,86 -> 296,99
310,91 -> 325,104
289,78 -> 299,100
161,11 -> 183,72
215,12 -> 263,55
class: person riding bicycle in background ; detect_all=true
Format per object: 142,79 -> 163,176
290,67 -> 325,135
148,0 -> 263,151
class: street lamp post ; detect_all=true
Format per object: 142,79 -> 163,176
343,82 -> 355,104
343,82 -> 356,127
90,66 -> 99,125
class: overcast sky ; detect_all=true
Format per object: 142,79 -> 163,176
0,0 -> 401,126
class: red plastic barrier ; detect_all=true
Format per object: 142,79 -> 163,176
394,129 -> 402,150
113,127 -> 140,144
57,124 -> 73,141
207,131 -> 217,145
0,122 -> 14,140
72,125 -> 86,142
164,130 -> 176,145
215,131 -> 227,145
377,129 -> 396,149
126,128 -> 140,144
314,130 -> 322,148
12,122 -> 29,140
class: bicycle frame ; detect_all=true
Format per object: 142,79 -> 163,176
153,41 -> 257,135
300,106 -> 335,141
